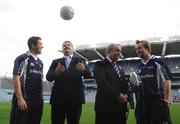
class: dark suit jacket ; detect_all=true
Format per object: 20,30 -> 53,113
46,57 -> 91,105
93,58 -> 128,112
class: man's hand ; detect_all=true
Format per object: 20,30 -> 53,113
117,93 -> 128,103
76,62 -> 85,72
17,97 -> 27,111
55,64 -> 65,76
163,99 -> 170,106
13,75 -> 27,111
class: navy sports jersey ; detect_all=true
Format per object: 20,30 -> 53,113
13,51 -> 43,103
136,56 -> 172,102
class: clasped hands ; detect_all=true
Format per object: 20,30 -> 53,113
117,93 -> 128,103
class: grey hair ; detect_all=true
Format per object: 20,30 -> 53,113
106,44 -> 120,54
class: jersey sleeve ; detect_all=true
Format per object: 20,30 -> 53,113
156,59 -> 172,81
13,55 -> 28,76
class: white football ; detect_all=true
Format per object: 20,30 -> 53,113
60,6 -> 74,20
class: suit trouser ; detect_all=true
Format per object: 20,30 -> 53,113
51,103 -> 82,124
95,110 -> 127,124
10,99 -> 43,124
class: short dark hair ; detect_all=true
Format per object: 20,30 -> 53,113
62,41 -> 73,47
136,40 -> 151,53
27,36 -> 41,49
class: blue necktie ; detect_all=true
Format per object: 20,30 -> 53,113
65,56 -> 71,68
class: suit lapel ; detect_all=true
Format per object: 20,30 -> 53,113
60,58 -> 67,69
104,58 -> 121,79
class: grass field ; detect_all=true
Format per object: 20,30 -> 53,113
0,102 -> 179,124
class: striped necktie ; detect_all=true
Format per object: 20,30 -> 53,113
112,62 -> 121,78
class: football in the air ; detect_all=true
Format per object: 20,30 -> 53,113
60,6 -> 74,20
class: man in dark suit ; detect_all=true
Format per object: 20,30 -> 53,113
46,41 -> 91,124
93,43 -> 128,124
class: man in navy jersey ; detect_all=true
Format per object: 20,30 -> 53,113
10,36 -> 44,124
134,40 -> 172,124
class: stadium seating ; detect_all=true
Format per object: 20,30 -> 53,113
0,89 -> 12,101
0,57 -> 180,103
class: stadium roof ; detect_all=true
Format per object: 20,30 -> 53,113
72,39 -> 180,61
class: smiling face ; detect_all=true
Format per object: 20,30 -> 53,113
62,41 -> 74,56
135,40 -> 151,59
28,36 -> 43,55
32,40 -> 43,54
107,44 -> 122,61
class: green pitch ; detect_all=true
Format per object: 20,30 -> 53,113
0,102 -> 179,124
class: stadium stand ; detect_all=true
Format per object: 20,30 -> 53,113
0,78 -> 13,89
1,36 -> 180,103
0,77 -> 53,102
74,37 -> 180,103
0,89 -> 12,101
0,77 -> 13,101
171,89 -> 180,103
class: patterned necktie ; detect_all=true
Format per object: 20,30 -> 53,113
112,62 -> 121,78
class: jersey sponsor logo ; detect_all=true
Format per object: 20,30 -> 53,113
147,66 -> 154,69
30,69 -> 43,75
140,74 -> 154,79
30,62 -> 35,67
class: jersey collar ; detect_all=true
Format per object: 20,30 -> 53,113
141,55 -> 155,65
27,51 -> 38,60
